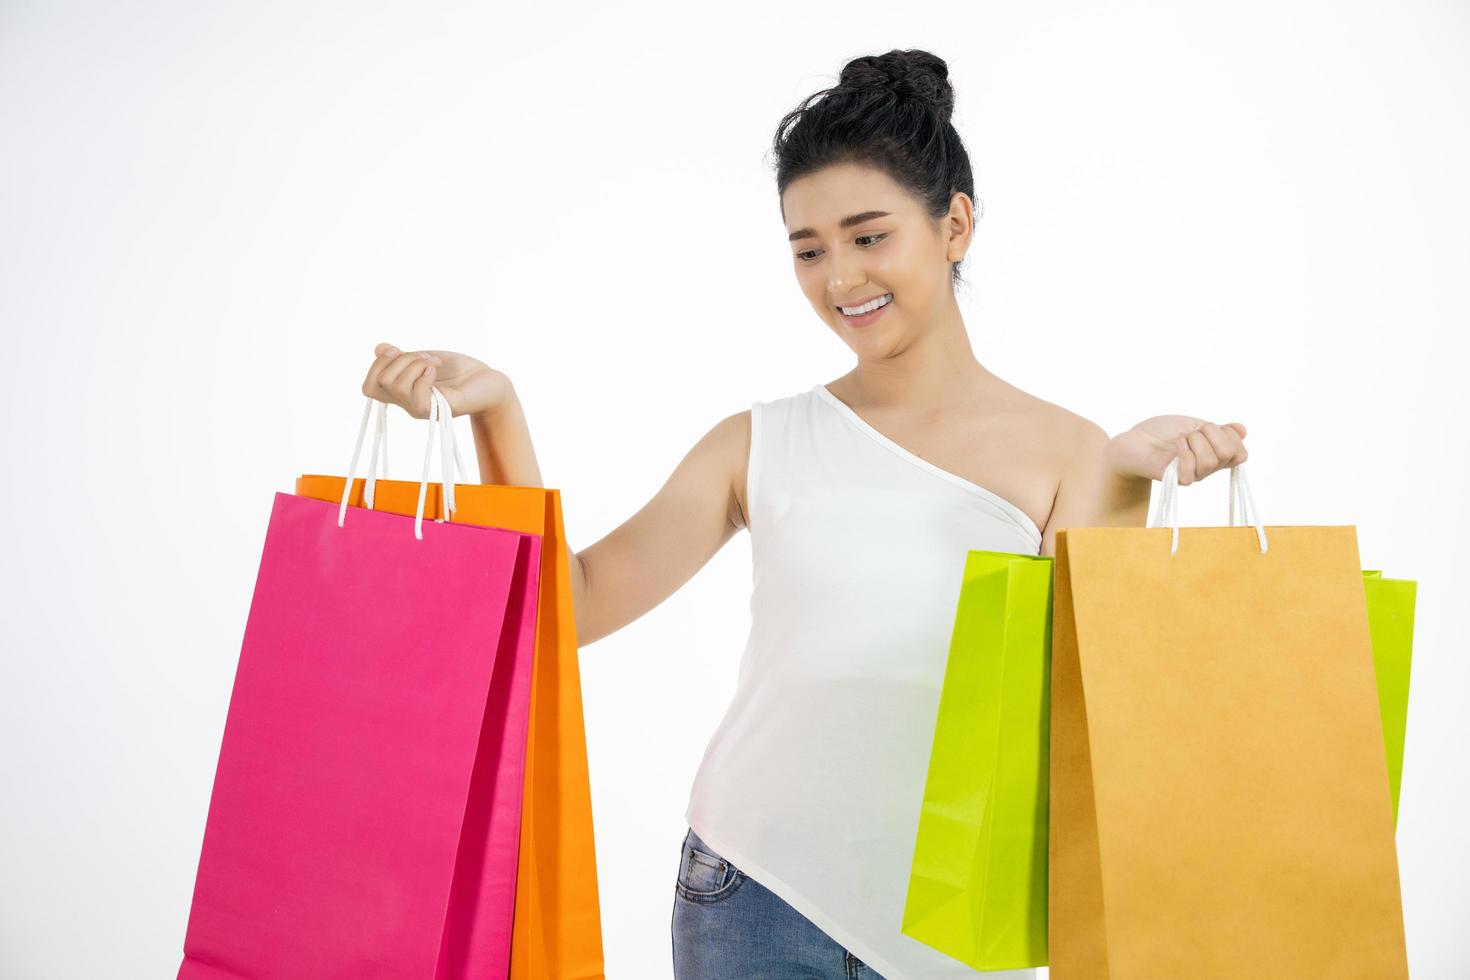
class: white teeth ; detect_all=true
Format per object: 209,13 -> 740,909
839,293 -> 892,316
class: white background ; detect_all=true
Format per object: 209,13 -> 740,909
2,1 -> 1466,976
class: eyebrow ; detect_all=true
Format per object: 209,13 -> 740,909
787,210 -> 892,242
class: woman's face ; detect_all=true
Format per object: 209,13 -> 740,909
782,161 -> 972,359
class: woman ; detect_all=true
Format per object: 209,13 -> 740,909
361,48 -> 1247,980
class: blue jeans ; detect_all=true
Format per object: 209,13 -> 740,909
671,826 -> 888,979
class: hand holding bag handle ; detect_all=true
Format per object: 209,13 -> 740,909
1148,456 -> 1269,556
336,388 -> 468,539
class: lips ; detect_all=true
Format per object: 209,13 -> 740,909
836,292 -> 893,327
835,292 -> 891,313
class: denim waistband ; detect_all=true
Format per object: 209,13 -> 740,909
685,825 -> 720,859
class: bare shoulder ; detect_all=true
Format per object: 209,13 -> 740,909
981,382 -> 1105,520
1043,397 -> 1110,467
988,377 -> 1109,465
981,382 -> 1105,540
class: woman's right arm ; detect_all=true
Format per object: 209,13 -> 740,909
364,344 -> 751,648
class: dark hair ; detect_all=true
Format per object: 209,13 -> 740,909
769,49 -> 977,288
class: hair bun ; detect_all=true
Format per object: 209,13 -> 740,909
837,49 -> 955,121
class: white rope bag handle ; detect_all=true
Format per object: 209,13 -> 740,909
336,396 -> 390,529
336,387 -> 467,540
413,388 -> 468,539
1147,456 -> 1269,557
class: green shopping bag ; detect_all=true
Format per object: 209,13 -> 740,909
901,549 -> 1053,971
1362,570 -> 1416,824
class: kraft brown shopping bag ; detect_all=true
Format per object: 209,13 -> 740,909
296,395 -> 605,980
1048,460 -> 1408,979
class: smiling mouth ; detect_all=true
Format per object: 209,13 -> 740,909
836,293 -> 894,325
835,292 -> 892,315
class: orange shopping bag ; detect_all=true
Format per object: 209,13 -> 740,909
296,394 -> 605,980
1048,459 -> 1408,979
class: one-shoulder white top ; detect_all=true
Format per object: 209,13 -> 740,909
685,383 -> 1042,979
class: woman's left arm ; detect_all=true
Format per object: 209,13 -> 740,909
1039,415 -> 1249,558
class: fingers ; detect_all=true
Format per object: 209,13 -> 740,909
379,351 -> 433,389
410,364 -> 437,419
1177,422 -> 1248,484
1186,430 -> 1219,476
1198,421 -> 1247,467
361,347 -> 400,396
387,357 -> 435,418
363,345 -> 442,418
1175,435 -> 1196,485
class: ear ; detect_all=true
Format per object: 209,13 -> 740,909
946,192 -> 976,263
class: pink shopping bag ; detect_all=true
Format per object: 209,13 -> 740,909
180,389 -> 541,979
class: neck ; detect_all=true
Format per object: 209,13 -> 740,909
838,300 -> 995,410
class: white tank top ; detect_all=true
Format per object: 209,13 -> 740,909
685,383 -> 1042,980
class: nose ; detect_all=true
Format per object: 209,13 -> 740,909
827,255 -> 867,303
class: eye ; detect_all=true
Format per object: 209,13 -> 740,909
795,232 -> 889,263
